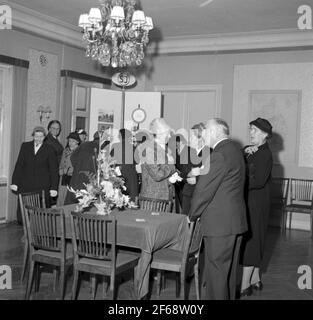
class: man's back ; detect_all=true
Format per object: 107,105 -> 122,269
189,139 -> 247,236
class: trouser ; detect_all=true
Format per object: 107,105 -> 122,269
201,234 -> 242,300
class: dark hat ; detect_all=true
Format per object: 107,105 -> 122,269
249,118 -> 272,138
67,132 -> 81,143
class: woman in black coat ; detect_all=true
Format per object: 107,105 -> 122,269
240,118 -> 273,297
11,126 -> 59,216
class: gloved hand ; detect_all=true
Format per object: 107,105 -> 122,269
10,184 -> 18,192
187,176 -> 196,185
50,190 -> 58,197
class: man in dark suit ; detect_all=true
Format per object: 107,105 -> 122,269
11,126 -> 59,215
189,118 -> 247,300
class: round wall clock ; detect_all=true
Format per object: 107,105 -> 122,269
131,105 -> 146,124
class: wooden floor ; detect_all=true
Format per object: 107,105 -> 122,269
0,223 -> 312,300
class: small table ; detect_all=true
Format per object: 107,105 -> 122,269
60,204 -> 189,299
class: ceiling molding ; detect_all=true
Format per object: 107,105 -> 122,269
11,2 -> 83,48
152,29 -> 313,54
9,2 -> 313,54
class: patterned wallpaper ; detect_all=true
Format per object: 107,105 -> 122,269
25,49 -> 58,140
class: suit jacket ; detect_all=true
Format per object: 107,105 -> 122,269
189,139 -> 247,237
140,140 -> 176,200
182,145 -> 211,197
12,141 -> 59,193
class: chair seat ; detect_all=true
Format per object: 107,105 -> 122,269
32,242 -> 73,265
77,253 -> 139,275
285,204 -> 313,213
151,248 -> 183,272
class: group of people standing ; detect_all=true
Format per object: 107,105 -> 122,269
11,115 -> 273,300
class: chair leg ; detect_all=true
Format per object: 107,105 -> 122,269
110,275 -> 116,300
311,212 -> 313,239
34,264 -> 41,292
102,276 -> 108,299
181,273 -> 186,300
91,274 -> 97,299
25,261 -> 35,300
59,264 -> 66,300
21,242 -> 29,283
175,273 -> 180,298
71,269 -> 79,300
289,212 -> 293,230
194,264 -> 200,300
53,268 -> 59,292
156,270 -> 162,297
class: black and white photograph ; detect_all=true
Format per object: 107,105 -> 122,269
1,0 -> 313,308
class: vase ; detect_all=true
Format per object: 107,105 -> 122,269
94,202 -> 110,215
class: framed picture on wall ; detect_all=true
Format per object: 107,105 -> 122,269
249,90 -> 302,165
89,88 -> 122,142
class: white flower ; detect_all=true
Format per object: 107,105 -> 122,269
169,172 -> 183,184
101,180 -> 115,198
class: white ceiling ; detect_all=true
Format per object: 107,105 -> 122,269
6,0 -> 307,40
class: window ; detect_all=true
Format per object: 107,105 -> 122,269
71,80 -> 103,135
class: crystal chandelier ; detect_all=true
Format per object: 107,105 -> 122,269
78,0 -> 153,68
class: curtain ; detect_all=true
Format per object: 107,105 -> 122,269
7,65 -> 28,221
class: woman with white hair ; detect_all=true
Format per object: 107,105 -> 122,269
138,118 -> 177,201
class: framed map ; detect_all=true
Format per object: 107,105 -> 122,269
249,90 -> 301,165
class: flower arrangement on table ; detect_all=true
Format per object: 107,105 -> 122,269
68,133 -> 136,215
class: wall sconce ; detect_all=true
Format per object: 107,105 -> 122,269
37,105 -> 52,123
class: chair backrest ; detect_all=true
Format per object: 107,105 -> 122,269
70,212 -> 116,265
24,206 -> 64,254
18,190 -> 46,230
290,179 -> 313,206
271,178 -> 290,206
137,196 -> 173,213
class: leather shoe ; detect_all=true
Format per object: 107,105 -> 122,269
251,281 -> 263,291
240,286 -> 253,297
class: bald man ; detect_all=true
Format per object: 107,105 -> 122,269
189,118 -> 247,300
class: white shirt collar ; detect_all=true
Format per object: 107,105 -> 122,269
213,138 -> 228,150
34,142 -> 42,154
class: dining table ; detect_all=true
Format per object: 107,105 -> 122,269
59,204 -> 189,299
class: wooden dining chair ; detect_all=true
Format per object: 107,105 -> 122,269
270,178 -> 290,231
151,218 -> 202,300
137,196 -> 173,213
18,190 -> 46,283
283,179 -> 313,238
24,206 -> 73,300
70,212 -> 139,300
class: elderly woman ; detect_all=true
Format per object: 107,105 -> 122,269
57,132 -> 81,206
139,118 -> 177,201
11,126 -> 59,217
240,117 -> 273,297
